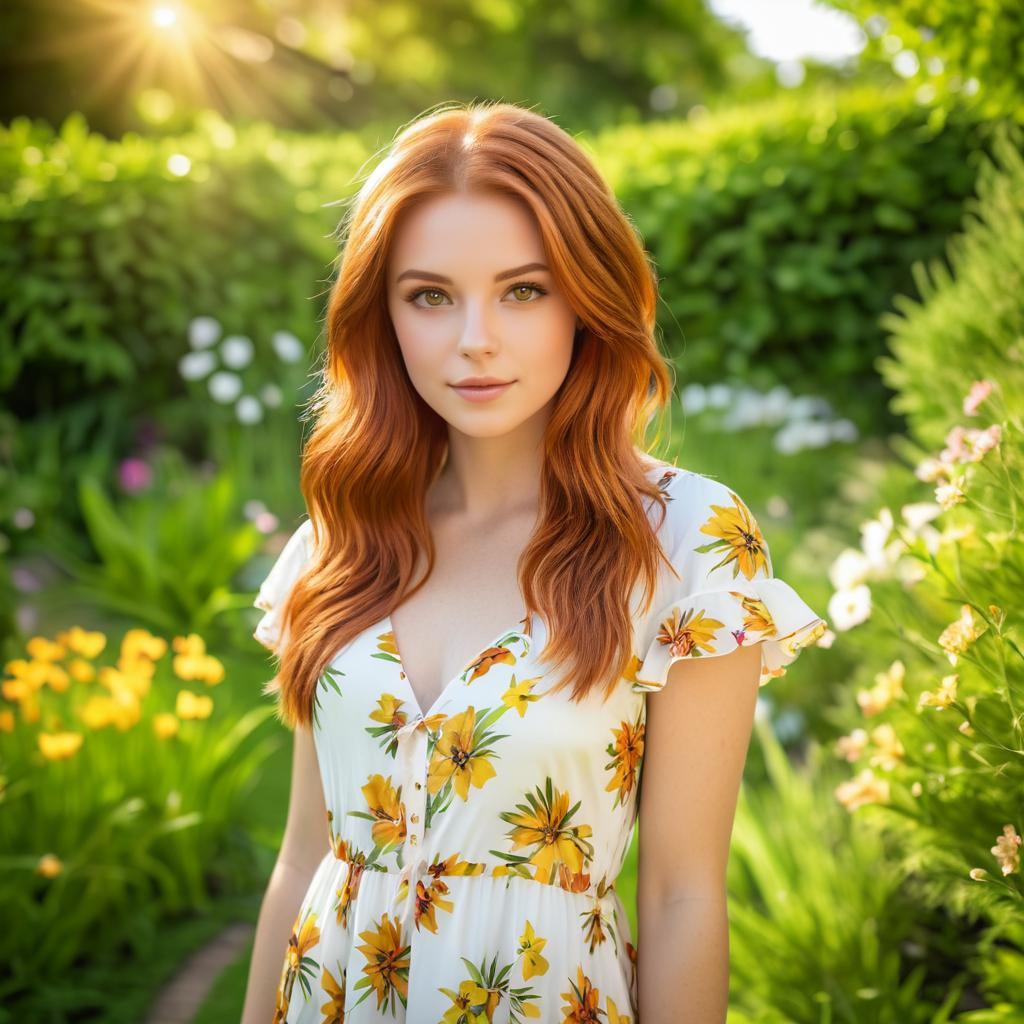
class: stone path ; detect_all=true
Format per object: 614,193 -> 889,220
144,921 -> 255,1024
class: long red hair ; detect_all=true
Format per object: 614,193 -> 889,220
269,100 -> 678,729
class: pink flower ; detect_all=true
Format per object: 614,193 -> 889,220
963,379 -> 993,416
118,457 -> 153,493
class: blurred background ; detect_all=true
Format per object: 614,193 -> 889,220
1,0 -> 1022,1020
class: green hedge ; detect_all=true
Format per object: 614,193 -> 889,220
596,84 -> 1000,429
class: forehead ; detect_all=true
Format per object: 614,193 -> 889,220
388,191 -> 544,273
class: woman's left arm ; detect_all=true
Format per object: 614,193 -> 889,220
637,641 -> 763,1024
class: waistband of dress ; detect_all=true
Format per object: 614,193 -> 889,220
325,848 -> 618,901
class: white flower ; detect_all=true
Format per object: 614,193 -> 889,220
208,370 -> 243,404
680,382 -> 707,414
236,394 -> 263,424
829,547 -> 870,590
860,508 -> 898,570
220,334 -> 254,369
189,316 -> 221,350
900,501 -> 942,533
829,419 -> 858,443
706,383 -> 732,408
828,584 -> 872,630
179,350 -> 217,381
761,385 -> 791,424
272,329 -> 305,363
260,383 -> 283,408
787,395 -> 832,420
243,499 -> 268,519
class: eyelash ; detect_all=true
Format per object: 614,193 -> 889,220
402,280 -> 548,307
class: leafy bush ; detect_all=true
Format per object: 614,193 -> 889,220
597,84 -> 1000,430
728,716 -> 966,1023
823,121 -> 1024,1016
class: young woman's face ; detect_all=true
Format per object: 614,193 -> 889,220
386,190 -> 579,438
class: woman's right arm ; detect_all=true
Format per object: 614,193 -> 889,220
240,716 -> 330,1024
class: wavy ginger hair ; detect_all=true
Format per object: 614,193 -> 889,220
268,100 -> 678,729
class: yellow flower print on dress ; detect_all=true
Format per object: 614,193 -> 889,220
427,706 -> 503,801
348,773 -> 406,857
438,951 -> 543,1023
366,692 -> 412,757
319,962 -> 346,1023
560,965 -> 601,1021
734,592 -> 776,634
655,606 -> 724,658
518,920 -> 550,980
606,995 -> 633,1023
490,777 -> 595,886
604,712 -> 645,809
350,912 -> 410,1015
272,907 -> 321,1023
696,490 -> 770,579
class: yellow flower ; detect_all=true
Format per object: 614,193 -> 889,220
65,626 -> 107,659
172,633 -> 207,658
37,853 -> 64,878
836,728 -> 869,763
173,652 -> 225,686
868,723 -> 905,771
153,713 -> 180,739
355,912 -> 409,1008
176,690 -> 213,720
606,996 -> 632,1024
79,695 -> 120,730
991,824 -> 1021,876
834,768 -> 890,811
501,676 -> 541,716
68,658 -> 95,683
655,606 -> 723,659
938,605 -> 986,664
26,637 -> 65,662
41,663 -> 70,693
121,629 -> 168,661
856,660 -> 905,717
518,920 -> 550,979
359,774 -> 407,851
0,708 -> 14,732
918,674 -> 958,710
38,731 -> 84,760
697,491 -> 770,579
427,707 -> 498,801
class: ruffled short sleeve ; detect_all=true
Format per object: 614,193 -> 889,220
632,473 -> 827,693
252,519 -> 314,655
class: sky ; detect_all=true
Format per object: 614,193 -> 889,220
708,0 -> 868,65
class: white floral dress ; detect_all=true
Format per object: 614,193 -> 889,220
252,461 -> 827,1023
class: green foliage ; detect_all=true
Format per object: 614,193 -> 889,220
826,0 -> 1024,123
877,123 -> 1024,449
821,120 -> 1024,1016
728,717 -> 965,1022
0,0 -> 763,137
31,447 -> 268,644
597,84 -> 999,432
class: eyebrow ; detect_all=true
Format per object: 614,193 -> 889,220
395,261 -> 550,285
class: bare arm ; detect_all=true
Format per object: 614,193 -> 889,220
637,642 -> 762,1024
240,718 -> 331,1024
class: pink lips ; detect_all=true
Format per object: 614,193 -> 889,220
450,382 -> 514,403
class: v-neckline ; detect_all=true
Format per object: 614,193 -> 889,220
385,611 -> 532,720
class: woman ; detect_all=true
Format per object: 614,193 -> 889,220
240,100 -> 827,1024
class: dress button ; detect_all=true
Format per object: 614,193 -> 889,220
409,834 -> 417,845
410,813 -> 419,823
415,782 -> 422,790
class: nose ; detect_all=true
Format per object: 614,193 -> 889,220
456,301 -> 498,357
